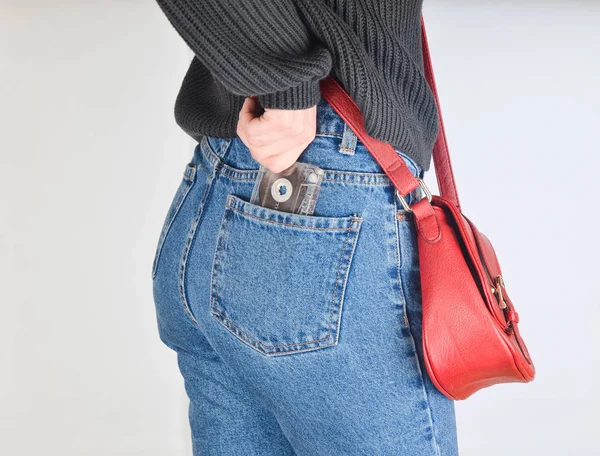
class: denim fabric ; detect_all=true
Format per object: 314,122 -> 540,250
152,96 -> 459,455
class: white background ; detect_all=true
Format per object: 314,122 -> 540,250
1,1 -> 598,454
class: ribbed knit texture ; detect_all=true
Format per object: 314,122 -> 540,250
155,0 -> 438,171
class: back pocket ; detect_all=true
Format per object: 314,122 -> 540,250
210,194 -> 363,356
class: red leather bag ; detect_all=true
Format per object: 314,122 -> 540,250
319,17 -> 535,400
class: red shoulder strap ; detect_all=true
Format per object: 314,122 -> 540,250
421,16 -> 460,209
319,15 -> 460,211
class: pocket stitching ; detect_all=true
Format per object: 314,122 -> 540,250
224,194 -> 361,230
212,219 -> 359,349
209,197 -> 362,355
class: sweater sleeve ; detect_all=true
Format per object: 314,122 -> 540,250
155,0 -> 333,109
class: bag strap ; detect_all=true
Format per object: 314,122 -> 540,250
420,16 -> 460,209
319,15 -> 460,211
320,74 -> 443,242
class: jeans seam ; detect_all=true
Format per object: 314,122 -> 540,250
393,197 -> 409,328
177,156 -> 225,326
404,322 -> 442,455
152,165 -> 197,280
396,226 -> 442,456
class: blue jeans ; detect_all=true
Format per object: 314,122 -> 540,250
152,97 -> 459,455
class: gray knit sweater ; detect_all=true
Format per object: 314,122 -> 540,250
155,0 -> 438,171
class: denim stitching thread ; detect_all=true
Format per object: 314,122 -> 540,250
315,131 -> 343,137
339,123 -> 357,155
324,217 -> 357,348
225,195 -> 362,231
210,310 -> 341,355
333,218 -> 362,342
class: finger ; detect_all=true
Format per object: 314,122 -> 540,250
248,115 -> 316,161
261,149 -> 304,175
254,136 -> 312,171
248,104 -> 318,140
244,108 -> 301,144
250,133 -> 305,161
238,100 -> 295,147
238,97 -> 257,129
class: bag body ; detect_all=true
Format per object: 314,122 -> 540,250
319,16 -> 535,400
418,196 -> 535,399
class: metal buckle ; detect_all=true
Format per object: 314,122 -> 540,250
396,177 -> 432,212
492,275 -> 508,310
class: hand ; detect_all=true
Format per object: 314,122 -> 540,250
236,96 -> 317,175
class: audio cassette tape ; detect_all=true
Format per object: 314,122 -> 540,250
249,162 -> 325,215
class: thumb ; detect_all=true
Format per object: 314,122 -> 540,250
238,96 -> 262,124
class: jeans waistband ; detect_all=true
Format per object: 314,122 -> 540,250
200,96 -> 425,201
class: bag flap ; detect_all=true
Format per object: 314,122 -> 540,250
431,196 -> 508,328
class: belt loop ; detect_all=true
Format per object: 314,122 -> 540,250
206,137 -> 233,160
338,122 -> 357,156
217,138 -> 233,159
